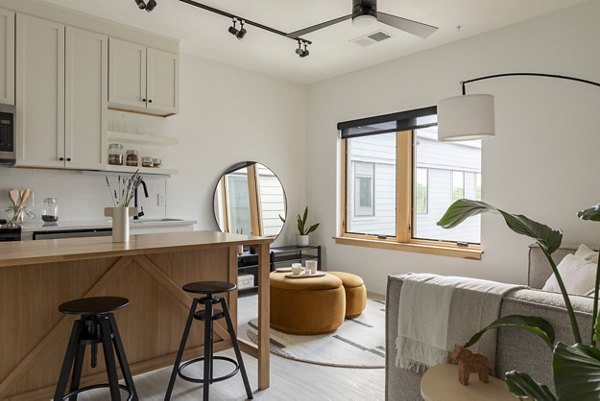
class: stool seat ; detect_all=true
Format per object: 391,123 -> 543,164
58,296 -> 129,315
182,280 -> 236,294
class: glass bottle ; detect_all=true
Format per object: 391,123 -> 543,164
108,143 -> 124,165
41,198 -> 59,223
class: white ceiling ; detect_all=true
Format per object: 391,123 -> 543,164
39,0 -> 588,84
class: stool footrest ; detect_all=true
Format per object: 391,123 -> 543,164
60,383 -> 133,401
177,356 -> 240,384
194,309 -> 224,321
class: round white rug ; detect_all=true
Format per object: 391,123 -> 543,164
246,298 -> 385,368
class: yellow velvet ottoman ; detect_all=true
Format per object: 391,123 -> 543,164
328,271 -> 367,318
269,272 -> 345,335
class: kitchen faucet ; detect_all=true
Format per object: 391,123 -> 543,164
133,179 -> 149,220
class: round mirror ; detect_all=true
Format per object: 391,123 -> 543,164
213,161 -> 286,237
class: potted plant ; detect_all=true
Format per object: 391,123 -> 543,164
437,199 -> 600,400
296,206 -> 319,247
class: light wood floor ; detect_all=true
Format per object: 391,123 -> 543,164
77,293 -> 385,401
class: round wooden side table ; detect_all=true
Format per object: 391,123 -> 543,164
421,364 -> 528,401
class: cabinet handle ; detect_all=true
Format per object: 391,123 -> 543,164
148,99 -> 153,103
142,98 -> 146,102
66,158 -> 71,162
59,157 -> 64,161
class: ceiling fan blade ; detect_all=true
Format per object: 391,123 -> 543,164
376,12 -> 438,38
287,14 -> 353,38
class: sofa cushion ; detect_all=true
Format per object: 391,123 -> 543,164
542,251 -> 596,296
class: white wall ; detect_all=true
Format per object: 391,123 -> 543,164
163,53 -> 306,246
306,0 -> 600,294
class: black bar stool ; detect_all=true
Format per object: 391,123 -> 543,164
53,296 -> 138,401
164,281 -> 253,401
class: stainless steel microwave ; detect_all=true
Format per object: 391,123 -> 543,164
0,104 -> 15,164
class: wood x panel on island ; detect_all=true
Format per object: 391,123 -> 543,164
0,231 -> 271,401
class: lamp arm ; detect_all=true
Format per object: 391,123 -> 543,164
460,73 -> 600,95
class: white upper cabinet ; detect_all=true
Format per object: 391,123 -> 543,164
146,48 -> 178,114
16,15 -> 107,170
108,38 -> 146,110
109,38 -> 178,116
0,9 -> 14,105
65,27 -> 107,170
16,14 -> 65,168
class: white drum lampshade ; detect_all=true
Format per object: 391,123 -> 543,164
437,94 -> 495,141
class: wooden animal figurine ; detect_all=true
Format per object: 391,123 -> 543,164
450,344 -> 490,386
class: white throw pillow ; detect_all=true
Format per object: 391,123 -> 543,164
542,252 -> 596,296
574,243 -> 599,263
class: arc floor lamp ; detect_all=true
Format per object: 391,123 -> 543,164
437,73 -> 600,141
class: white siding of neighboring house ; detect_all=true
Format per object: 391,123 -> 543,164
414,133 -> 481,243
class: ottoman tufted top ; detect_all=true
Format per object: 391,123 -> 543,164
328,271 -> 365,288
269,272 -> 343,291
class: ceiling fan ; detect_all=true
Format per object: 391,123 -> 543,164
287,0 -> 438,39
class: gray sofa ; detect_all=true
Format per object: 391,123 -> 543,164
385,246 -> 594,401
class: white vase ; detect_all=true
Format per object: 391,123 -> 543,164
297,234 -> 309,247
105,207 -> 137,243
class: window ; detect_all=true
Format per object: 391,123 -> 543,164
346,135 -> 395,235
452,171 -> 465,203
415,168 -> 428,214
353,162 -> 375,217
338,106 -> 482,258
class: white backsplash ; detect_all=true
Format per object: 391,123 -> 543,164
0,167 -> 167,224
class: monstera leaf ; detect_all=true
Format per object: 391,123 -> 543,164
553,343 -> 600,400
437,199 -> 563,255
505,371 -> 557,401
464,315 -> 555,349
578,204 -> 600,222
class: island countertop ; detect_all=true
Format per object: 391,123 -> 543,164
0,230 -> 271,268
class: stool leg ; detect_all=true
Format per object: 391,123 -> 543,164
68,342 -> 86,401
164,298 -> 199,401
99,316 -> 121,401
54,319 -> 84,401
108,314 -> 139,401
203,299 -> 213,401
220,298 -> 253,400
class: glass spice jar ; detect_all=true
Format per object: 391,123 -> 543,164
108,143 -> 124,165
126,150 -> 139,166
141,157 -> 154,168
152,158 -> 161,168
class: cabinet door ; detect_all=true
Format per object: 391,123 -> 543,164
146,48 -> 178,115
16,14 -> 65,168
108,38 -> 146,111
65,27 -> 107,170
0,9 -> 14,105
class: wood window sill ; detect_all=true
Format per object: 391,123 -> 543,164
333,236 -> 482,260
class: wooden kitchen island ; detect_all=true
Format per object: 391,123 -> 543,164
0,231 -> 272,401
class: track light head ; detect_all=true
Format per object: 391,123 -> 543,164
228,18 -> 239,37
134,0 -> 146,10
296,41 -> 310,58
145,0 -> 157,12
236,21 -> 247,39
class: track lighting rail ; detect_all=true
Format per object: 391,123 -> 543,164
178,0 -> 313,45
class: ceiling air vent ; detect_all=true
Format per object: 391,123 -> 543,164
350,31 -> 392,47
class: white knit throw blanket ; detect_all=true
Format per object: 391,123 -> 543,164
395,273 -> 526,373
